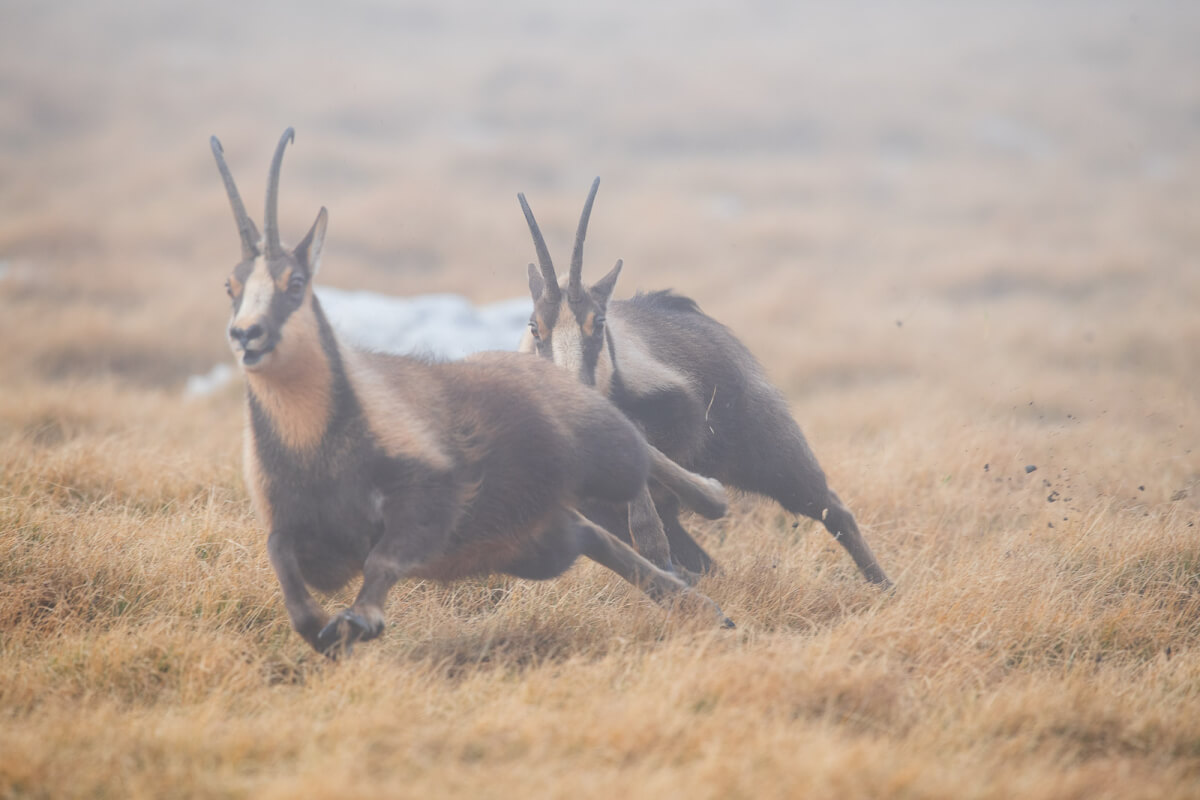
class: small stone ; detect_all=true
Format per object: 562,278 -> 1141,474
1138,485 -> 1145,492
1025,465 -> 1037,474
1047,491 -> 1060,503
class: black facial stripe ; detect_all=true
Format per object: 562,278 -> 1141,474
580,326 -> 605,385
267,269 -> 306,329
568,298 -> 605,384
533,299 -> 559,358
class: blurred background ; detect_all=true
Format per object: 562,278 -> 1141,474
1,0 -> 1197,450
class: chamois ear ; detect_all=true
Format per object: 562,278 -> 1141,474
590,259 -> 623,308
527,262 -> 545,301
294,207 -> 328,278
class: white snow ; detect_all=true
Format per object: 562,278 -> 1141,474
185,363 -> 235,397
185,288 -> 531,397
317,287 -> 530,360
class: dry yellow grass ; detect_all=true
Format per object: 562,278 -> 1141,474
3,1 -> 1200,797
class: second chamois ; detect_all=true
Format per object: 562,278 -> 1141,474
517,179 -> 890,587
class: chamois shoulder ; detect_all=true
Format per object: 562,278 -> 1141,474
341,346 -> 454,471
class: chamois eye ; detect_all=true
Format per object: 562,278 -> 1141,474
224,278 -> 234,298
594,315 -> 605,328
288,276 -> 306,295
528,321 -> 540,340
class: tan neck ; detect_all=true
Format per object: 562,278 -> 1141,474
244,302 -> 333,452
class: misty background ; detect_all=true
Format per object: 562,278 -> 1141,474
1,0 -> 1197,399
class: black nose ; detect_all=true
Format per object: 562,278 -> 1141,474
230,324 -> 264,345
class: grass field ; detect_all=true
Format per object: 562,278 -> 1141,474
3,1 -> 1200,797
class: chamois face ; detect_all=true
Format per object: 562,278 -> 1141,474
517,177 -> 621,388
526,262 -> 621,387
225,222 -> 325,372
211,129 -> 326,373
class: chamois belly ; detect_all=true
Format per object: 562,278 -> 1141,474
404,383 -> 577,583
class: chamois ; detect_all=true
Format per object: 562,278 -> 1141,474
516,179 -> 890,586
211,130 -> 733,655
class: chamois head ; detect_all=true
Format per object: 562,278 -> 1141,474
211,128 -> 327,373
519,178 -> 623,387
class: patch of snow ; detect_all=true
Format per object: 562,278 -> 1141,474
185,363 -> 234,397
317,287 -> 529,359
184,289 -> 531,397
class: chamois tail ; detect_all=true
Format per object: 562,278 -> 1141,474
647,445 -> 726,520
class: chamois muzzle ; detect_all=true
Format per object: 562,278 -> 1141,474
229,322 -> 273,367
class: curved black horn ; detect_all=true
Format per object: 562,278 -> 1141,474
210,135 -> 260,259
568,177 -> 600,300
263,127 -> 295,259
518,191 -> 560,303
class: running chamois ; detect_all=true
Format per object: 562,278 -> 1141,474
211,131 -> 733,655
516,179 -> 890,587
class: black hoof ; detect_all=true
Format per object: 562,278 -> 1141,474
721,616 -> 736,629
317,610 -> 380,656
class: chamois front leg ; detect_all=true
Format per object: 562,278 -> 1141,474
317,547 -> 411,656
318,487 -> 454,656
267,530 -> 331,653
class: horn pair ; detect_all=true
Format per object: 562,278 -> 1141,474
211,127 -> 295,260
518,177 -> 600,304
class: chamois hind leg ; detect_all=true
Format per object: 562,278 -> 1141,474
777,475 -> 890,587
626,485 -> 674,573
578,493 -> 714,584
821,488 -> 890,586
651,492 -> 719,577
571,510 -> 734,627
576,482 -> 677,575
734,426 -> 891,587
